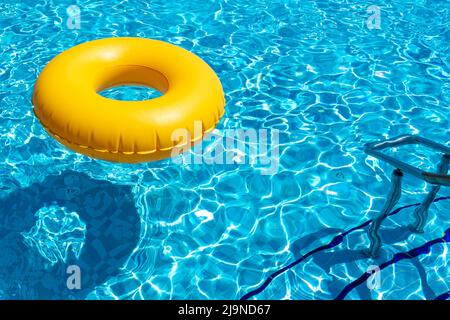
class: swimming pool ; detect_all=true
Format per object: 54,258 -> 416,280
0,0 -> 449,299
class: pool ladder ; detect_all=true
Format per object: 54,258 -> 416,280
364,135 -> 450,257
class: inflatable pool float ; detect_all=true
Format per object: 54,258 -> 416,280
32,37 -> 225,163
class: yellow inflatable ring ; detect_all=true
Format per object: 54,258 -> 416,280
32,37 -> 225,163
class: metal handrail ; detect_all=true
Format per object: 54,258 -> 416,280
363,134 -> 449,256
364,135 -> 450,187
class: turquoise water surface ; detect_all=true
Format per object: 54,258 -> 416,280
0,0 -> 449,299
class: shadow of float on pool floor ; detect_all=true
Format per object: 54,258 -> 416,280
0,171 -> 140,299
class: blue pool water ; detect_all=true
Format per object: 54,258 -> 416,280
0,0 -> 449,299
